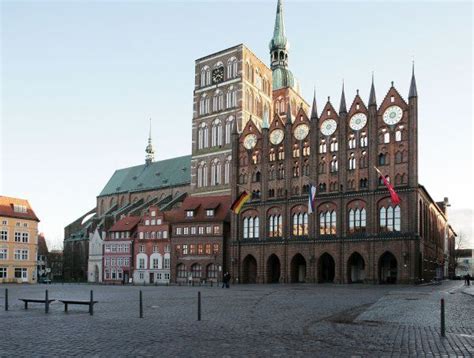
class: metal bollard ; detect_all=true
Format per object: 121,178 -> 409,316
45,289 -> 49,314
210,280 -> 213,288
197,291 -> 201,321
89,290 -> 94,316
441,298 -> 445,337
5,288 -> 8,311
139,290 -> 143,318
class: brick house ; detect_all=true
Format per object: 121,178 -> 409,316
133,206 -> 172,285
103,216 -> 140,284
170,196 -> 231,284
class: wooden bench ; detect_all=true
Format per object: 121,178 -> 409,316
59,291 -> 98,315
19,298 -> 55,310
59,300 -> 98,315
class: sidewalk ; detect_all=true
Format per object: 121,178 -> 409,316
461,284 -> 474,297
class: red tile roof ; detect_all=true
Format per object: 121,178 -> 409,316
171,195 -> 231,223
0,196 -> 40,222
109,216 -> 140,232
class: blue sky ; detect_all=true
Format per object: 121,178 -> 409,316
1,0 -> 472,248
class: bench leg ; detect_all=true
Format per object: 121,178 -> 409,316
24,301 -> 28,310
65,303 -> 68,312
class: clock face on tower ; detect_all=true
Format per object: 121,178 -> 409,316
270,129 -> 284,145
320,119 -> 337,136
212,67 -> 224,84
294,124 -> 309,140
349,113 -> 367,131
243,134 -> 257,150
383,105 -> 403,125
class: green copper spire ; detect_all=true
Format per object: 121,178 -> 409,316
269,0 -> 288,53
269,0 -> 300,94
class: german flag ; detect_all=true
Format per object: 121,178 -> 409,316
230,191 -> 250,214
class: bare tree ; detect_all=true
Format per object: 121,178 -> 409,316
453,232 -> 468,274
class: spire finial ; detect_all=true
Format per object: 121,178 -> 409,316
339,80 -> 347,114
145,118 -> 155,164
269,0 -> 289,69
285,101 -> 292,124
409,61 -> 418,98
369,72 -> 377,107
310,86 -> 318,119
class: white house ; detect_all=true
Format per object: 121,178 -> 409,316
87,228 -> 104,283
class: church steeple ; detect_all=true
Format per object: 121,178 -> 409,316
269,0 -> 288,69
145,118 -> 155,165
339,81 -> 347,114
369,73 -> 377,107
409,62 -> 418,98
310,88 -> 318,120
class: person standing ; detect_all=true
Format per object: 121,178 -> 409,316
467,273 -> 471,286
222,272 -> 228,288
225,272 -> 231,288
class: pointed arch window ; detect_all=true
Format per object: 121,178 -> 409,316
211,119 -> 222,147
360,132 -> 368,147
224,156 -> 231,184
227,57 -> 238,79
319,210 -> 337,235
210,159 -> 221,186
330,156 -> 338,172
348,135 -> 356,149
395,129 -> 402,142
348,208 -> 367,233
319,140 -> 327,153
330,138 -> 338,152
197,162 -> 208,188
243,216 -> 259,239
379,205 -> 401,232
348,153 -> 356,170
225,116 -> 234,144
268,214 -> 282,237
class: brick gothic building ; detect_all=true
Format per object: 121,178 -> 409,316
228,0 -> 456,284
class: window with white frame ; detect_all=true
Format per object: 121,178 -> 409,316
164,258 -> 170,269
211,159 -> 221,186
0,267 -> 6,278
14,268 -> 27,279
0,248 -> 7,260
14,232 -> 21,242
139,258 -> 145,269
22,232 -> 28,243
176,227 -> 182,235
0,230 -> 7,241
211,118 -> 222,147
152,258 -> 160,269
224,156 -> 231,184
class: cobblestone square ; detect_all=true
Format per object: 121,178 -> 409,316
0,281 -> 473,357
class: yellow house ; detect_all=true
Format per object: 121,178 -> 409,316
0,196 -> 40,283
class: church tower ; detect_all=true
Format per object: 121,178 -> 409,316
270,0 -> 309,121
145,118 -> 155,165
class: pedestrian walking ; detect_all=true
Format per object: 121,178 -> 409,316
225,272 -> 231,288
221,272 -> 228,288
467,273 -> 471,286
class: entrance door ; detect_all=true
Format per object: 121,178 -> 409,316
290,254 -> 306,283
318,253 -> 335,283
242,255 -> 258,284
379,252 -> 398,284
149,272 -> 154,284
347,252 -> 366,283
267,254 -> 281,283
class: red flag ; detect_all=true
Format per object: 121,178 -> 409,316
374,167 -> 401,205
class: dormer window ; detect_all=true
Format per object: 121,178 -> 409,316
186,210 -> 194,218
13,204 -> 27,213
206,209 -> 214,217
